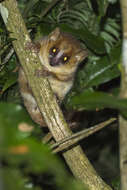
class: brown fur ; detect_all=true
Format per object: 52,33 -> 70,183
19,28 -> 87,127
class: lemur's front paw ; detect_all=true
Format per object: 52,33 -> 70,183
35,69 -> 51,77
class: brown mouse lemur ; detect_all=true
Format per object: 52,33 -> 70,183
19,28 -> 88,127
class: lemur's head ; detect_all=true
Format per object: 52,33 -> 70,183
39,28 -> 88,75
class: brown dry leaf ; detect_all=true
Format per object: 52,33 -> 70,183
18,122 -> 34,132
9,145 -> 29,154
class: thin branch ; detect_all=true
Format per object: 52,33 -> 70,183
2,47 -> 14,64
52,118 -> 117,153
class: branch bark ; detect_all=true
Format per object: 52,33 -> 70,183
119,1 -> 127,190
0,1 -> 112,190
52,118 -> 116,153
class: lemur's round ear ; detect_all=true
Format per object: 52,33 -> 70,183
75,49 -> 88,63
49,28 -> 61,41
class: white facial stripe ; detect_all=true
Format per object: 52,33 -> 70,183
56,50 -> 64,60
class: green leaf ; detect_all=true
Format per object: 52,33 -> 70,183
60,24 -> 106,54
22,0 -> 39,18
0,103 -> 86,190
0,103 -> 35,147
111,177 -> 120,190
0,103 -> 31,124
76,43 -> 121,90
2,72 -> 18,92
0,103 -> 66,175
97,0 -> 109,17
1,169 -> 32,190
70,91 -> 127,113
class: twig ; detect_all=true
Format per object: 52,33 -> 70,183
0,48 -> 14,71
52,118 -> 117,153
2,47 -> 14,65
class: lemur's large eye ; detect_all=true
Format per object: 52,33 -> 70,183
52,48 -> 57,53
50,47 -> 58,55
63,56 -> 68,62
62,55 -> 69,64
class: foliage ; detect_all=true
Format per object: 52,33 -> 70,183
0,102 -> 87,190
0,0 -> 121,189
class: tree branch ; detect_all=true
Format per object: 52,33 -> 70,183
0,1 -> 112,189
52,118 -> 117,153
